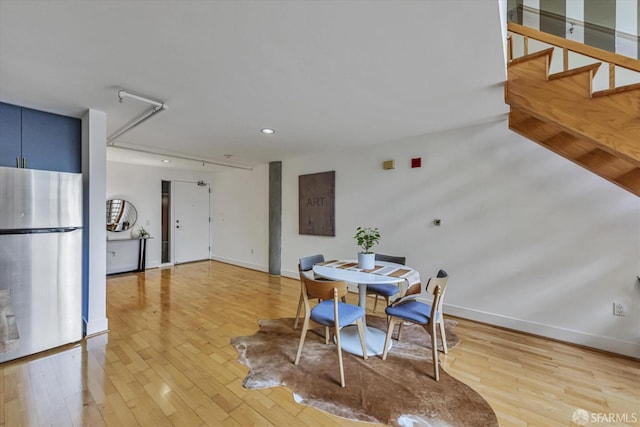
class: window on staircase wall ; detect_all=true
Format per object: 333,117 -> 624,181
540,0 -> 566,38
584,0 -> 616,52
507,0 -> 639,59
507,0 -> 524,25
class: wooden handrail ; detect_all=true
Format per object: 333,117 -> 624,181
508,21 -> 640,73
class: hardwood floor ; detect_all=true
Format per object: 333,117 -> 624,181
1,261 -> 638,426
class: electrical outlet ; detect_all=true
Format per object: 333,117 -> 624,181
613,302 -> 626,316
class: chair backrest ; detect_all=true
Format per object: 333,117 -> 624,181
374,253 -> 406,265
299,254 -> 325,273
429,285 -> 442,323
426,270 -> 448,313
301,274 -> 347,301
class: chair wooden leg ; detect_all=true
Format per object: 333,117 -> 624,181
356,318 -> 368,360
295,317 -> 310,365
382,318 -> 396,360
334,327 -> 345,387
324,326 -> 330,344
294,291 -> 303,330
397,322 -> 404,341
372,295 -> 379,312
431,321 -> 439,381
439,319 -> 448,354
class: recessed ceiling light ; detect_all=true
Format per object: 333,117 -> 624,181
161,159 -> 171,163
261,128 -> 275,134
224,154 -> 232,159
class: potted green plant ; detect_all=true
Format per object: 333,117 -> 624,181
354,226 -> 381,269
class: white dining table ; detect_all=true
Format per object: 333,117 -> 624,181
312,260 -> 418,356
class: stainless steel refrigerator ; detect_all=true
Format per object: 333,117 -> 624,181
0,166 -> 83,362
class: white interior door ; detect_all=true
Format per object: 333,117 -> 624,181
172,181 -> 210,264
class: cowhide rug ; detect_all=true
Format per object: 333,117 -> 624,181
231,316 -> 498,427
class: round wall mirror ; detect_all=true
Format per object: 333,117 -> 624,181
106,199 -> 137,232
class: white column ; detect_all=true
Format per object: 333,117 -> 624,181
82,109 -> 108,336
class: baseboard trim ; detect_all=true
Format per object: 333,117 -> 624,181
444,304 -> 640,359
211,256 -> 268,273
282,269 -> 298,280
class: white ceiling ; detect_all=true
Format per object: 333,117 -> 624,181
0,0 -> 508,171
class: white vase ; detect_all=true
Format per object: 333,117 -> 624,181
358,252 -> 375,270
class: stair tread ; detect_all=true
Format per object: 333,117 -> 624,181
508,47 -> 554,67
593,82 -> 640,98
548,63 -> 601,81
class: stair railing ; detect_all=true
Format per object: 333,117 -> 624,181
507,21 -> 640,92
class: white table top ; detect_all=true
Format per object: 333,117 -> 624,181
312,260 -> 412,284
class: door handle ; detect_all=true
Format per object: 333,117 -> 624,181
22,158 -> 26,168
16,157 -> 19,168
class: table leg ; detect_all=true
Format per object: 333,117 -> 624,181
338,325 -> 390,356
358,283 -> 368,326
334,282 -> 391,357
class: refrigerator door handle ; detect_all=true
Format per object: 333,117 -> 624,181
0,227 -> 81,235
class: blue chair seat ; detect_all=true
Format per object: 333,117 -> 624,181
385,300 -> 440,324
311,300 -> 366,328
366,283 -> 401,297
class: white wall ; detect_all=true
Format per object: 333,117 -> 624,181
210,119 -> 640,358
210,164 -> 269,272
106,161 -> 215,269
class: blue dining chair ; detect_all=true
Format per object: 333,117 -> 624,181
381,270 -> 449,381
294,275 -> 368,387
294,254 -> 325,329
366,254 -> 406,312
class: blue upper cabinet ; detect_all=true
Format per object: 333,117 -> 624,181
21,107 -> 81,172
0,102 -> 81,173
0,103 -> 22,168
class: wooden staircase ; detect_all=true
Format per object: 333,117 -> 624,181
505,24 -> 640,196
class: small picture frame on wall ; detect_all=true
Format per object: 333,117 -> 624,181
299,171 -> 335,236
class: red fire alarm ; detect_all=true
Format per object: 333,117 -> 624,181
411,157 -> 422,168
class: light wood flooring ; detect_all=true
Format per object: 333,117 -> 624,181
1,261 -> 638,426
